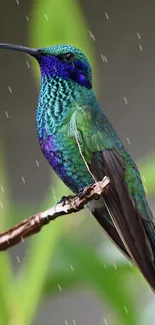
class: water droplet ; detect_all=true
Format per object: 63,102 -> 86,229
58,284 -> 62,291
124,97 -> 128,104
137,32 -> 141,39
89,30 -> 95,41
105,12 -> 109,19
16,0 -> 19,5
26,60 -> 30,68
113,262 -> 117,270
21,236 -> 24,243
124,305 -> 128,314
73,320 -> 76,325
101,54 -> 108,63
26,16 -> 29,21
8,86 -> 12,94
0,185 -> 4,193
44,13 -> 48,21
139,44 -> 143,51
52,187 -> 57,202
22,176 -> 26,184
126,137 -> 130,144
104,318 -> 108,324
5,110 -> 9,118
0,201 -> 3,208
16,256 -> 20,263
35,160 -> 39,167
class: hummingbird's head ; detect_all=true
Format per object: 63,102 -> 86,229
0,43 -> 92,89
37,44 -> 92,89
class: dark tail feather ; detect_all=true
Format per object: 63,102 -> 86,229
141,212 -> 155,261
104,179 -> 155,293
86,197 -> 132,262
88,149 -> 155,292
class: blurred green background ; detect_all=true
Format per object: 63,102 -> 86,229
0,0 -> 155,324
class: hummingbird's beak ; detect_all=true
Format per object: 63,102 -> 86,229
0,43 -> 41,60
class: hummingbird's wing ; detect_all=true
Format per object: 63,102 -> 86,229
69,105 -> 155,292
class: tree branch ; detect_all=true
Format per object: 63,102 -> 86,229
0,177 -> 109,251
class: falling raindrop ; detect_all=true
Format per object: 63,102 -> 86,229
124,97 -> 128,104
73,320 -> 76,325
0,201 -> 3,208
52,187 -> 57,202
126,137 -> 130,144
70,264 -> 74,271
16,0 -> 19,5
16,256 -> 20,263
5,111 -> 9,118
0,185 -> 4,193
26,16 -> 29,22
35,160 -> 39,167
8,86 -> 12,94
124,305 -> 128,314
104,318 -> 108,324
101,54 -> 108,63
89,30 -> 95,41
58,284 -> 62,291
22,176 -> 26,184
113,262 -> 117,270
137,32 -> 141,39
26,60 -> 30,68
139,44 -> 143,51
105,12 -> 109,19
44,14 -> 48,21
21,236 -> 24,243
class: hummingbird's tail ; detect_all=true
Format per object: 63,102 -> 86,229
87,149 -> 155,293
86,198 -> 132,262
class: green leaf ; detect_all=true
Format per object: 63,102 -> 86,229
0,146 -> 13,324
43,270 -> 80,297
139,152 -> 155,195
0,254 -> 12,325
61,238 -> 136,325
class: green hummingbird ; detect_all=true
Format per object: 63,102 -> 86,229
0,42 -> 155,292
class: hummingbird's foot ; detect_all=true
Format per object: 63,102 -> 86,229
78,183 -> 95,199
78,182 -> 101,200
57,195 -> 75,206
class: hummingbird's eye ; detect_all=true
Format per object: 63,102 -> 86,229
64,53 -> 74,62
57,52 -> 74,63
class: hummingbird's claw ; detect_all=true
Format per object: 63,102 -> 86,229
57,195 -> 75,206
78,183 -> 98,199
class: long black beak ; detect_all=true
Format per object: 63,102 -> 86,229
0,43 -> 41,60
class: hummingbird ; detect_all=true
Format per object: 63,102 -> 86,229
0,42 -> 155,292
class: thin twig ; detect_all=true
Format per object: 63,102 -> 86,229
0,177 -> 109,251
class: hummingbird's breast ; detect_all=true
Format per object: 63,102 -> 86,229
36,76 -> 94,192
38,123 -> 93,193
